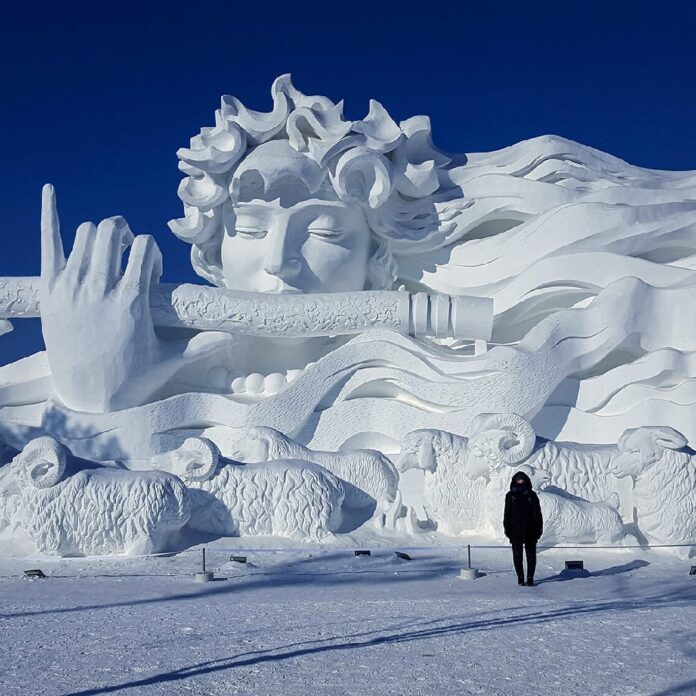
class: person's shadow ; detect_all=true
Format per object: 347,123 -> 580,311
536,559 -> 649,584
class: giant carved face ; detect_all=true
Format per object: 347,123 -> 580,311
220,140 -> 372,294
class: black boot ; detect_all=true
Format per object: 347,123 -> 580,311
526,577 -> 535,587
518,576 -> 525,586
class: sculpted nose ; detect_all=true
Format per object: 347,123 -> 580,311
263,227 -> 300,279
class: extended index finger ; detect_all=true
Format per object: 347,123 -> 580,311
41,184 -> 66,281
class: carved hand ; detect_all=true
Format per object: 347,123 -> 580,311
40,185 -> 234,413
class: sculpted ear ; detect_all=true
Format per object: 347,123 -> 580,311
652,428 -> 688,451
233,429 -> 270,463
255,435 -> 270,461
420,436 -> 437,472
395,433 -> 415,472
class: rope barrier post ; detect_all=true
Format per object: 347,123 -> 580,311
194,546 -> 213,583
459,544 -> 479,581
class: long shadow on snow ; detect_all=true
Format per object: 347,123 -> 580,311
59,584 -> 696,696
652,679 -> 696,695
536,559 -> 650,584
0,553 -> 680,622
0,551 -> 465,619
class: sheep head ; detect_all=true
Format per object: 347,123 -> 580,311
469,413 -> 536,472
515,463 -> 551,491
229,426 -> 277,463
612,426 -> 688,478
396,430 -> 437,473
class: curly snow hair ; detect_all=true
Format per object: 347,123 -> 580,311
168,74 -> 458,289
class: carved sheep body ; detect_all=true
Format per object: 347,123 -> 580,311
527,441 -> 623,508
231,426 -> 399,510
538,491 -> 625,545
159,438 -> 344,541
0,437 -> 190,556
610,427 -> 696,551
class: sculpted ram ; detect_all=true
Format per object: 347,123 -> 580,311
230,426 -> 399,513
397,413 -> 535,534
399,413 -> 627,544
609,426 -> 696,553
0,436 -> 190,556
153,437 -> 345,541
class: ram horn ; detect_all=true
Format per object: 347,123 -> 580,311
19,436 -> 68,488
470,413 -> 536,465
173,437 -> 220,482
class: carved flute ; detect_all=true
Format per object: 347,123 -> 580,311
0,277 -> 493,341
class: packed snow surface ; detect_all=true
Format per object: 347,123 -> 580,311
0,542 -> 694,695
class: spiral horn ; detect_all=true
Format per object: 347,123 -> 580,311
19,436 -> 68,488
470,413 -> 536,465
173,437 -> 220,482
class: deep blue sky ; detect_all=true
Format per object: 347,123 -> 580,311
1,0 -> 695,364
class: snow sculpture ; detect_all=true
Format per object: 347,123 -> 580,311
397,429 -> 487,534
485,462 -> 626,545
527,441 -> 625,510
610,427 -> 696,551
538,489 -> 625,545
151,436 -> 220,482
2,75 -> 696,457
397,418 -> 628,545
396,414 -> 533,534
468,413 -> 537,470
0,75 -> 694,552
0,437 -> 190,556
158,437 -> 344,541
231,426 -> 399,511
0,276 -> 491,344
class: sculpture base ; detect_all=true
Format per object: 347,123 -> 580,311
458,568 -> 479,580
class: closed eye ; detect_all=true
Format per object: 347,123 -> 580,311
236,227 -> 267,239
308,228 -> 345,241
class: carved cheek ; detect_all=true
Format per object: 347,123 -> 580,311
302,240 -> 368,291
221,235 -> 277,290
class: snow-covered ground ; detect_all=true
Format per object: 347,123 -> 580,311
1,543 -> 695,696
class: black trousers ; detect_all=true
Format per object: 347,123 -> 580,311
511,542 -> 537,579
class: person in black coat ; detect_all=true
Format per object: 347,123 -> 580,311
503,470 -> 543,586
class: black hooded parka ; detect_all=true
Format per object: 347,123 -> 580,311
503,471 -> 543,544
